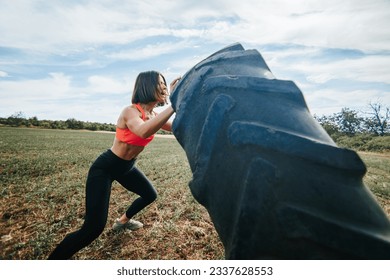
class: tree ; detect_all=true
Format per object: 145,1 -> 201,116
29,116 -> 40,127
364,102 -> 389,136
7,111 -> 27,127
334,108 -> 363,136
65,118 -> 84,130
314,114 -> 339,136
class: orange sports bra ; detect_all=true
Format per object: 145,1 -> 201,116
115,103 -> 155,147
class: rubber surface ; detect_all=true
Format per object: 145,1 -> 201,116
170,43 -> 390,259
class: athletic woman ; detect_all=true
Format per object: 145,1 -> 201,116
48,71 -> 181,259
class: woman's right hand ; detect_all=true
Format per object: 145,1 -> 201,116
170,76 -> 181,93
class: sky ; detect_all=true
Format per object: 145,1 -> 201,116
0,0 -> 389,124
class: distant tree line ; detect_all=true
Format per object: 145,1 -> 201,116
314,102 -> 389,137
0,111 -> 173,134
0,111 -> 116,131
313,102 -> 389,152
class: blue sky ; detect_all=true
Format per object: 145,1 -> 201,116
0,0 -> 389,124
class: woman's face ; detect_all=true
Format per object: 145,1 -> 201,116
156,74 -> 168,104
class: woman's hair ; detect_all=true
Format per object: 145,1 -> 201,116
131,71 -> 167,104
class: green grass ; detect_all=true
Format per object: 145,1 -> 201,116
359,152 -> 390,213
1,127 -> 389,260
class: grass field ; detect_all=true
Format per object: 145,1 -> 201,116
1,127 -> 389,260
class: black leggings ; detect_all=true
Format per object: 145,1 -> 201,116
48,149 -> 157,259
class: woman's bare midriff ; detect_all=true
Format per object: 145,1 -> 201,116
110,137 -> 145,160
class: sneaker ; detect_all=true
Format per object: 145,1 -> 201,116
112,219 -> 143,231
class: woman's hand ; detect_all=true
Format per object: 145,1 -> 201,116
158,76 -> 181,105
170,76 -> 181,93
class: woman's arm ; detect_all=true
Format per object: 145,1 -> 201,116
158,77 -> 180,132
124,77 -> 180,138
124,105 -> 174,138
161,119 -> 173,132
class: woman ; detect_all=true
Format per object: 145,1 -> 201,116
48,71 -> 181,259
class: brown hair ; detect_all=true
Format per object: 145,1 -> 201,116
131,71 -> 167,104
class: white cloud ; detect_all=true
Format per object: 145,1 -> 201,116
108,41 -> 187,61
0,72 -> 72,100
306,73 -> 335,84
1,0 -> 388,53
199,0 -> 390,52
0,72 -> 133,122
305,87 -> 389,116
87,75 -> 132,94
0,72 -> 132,99
258,42 -> 390,116
293,54 -> 390,85
0,0 -> 389,122
260,43 -> 390,86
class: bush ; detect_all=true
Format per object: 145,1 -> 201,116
335,134 -> 390,152
364,136 -> 390,152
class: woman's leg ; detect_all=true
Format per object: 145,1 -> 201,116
48,168 -> 112,259
116,166 -> 157,221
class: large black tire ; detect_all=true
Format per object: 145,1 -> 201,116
170,43 -> 390,259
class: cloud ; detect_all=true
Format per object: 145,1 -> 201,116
107,41 -> 188,61
287,52 -> 390,85
0,1 -> 231,53
86,75 -> 132,94
305,87 -> 388,116
257,42 -> 390,116
0,72 -> 133,121
244,0 -> 390,51
260,44 -> 390,86
0,72 -> 72,100
0,72 -> 134,99
2,0 -> 387,53
0,0 -> 389,123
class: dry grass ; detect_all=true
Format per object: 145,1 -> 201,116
0,127 -> 223,260
1,127 -> 389,260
